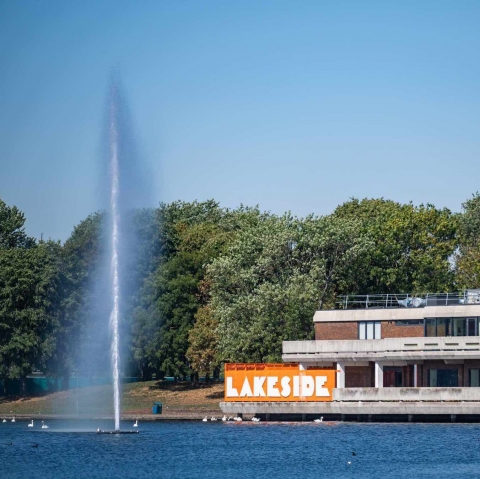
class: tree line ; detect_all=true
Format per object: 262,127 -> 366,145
1,194 -> 479,392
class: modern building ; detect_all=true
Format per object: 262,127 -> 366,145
220,291 -> 480,421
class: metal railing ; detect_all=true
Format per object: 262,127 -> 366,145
336,290 -> 480,310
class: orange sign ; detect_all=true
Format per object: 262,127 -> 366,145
224,363 -> 336,402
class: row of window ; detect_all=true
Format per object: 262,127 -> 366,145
428,369 -> 480,387
425,317 -> 479,337
357,318 -> 480,339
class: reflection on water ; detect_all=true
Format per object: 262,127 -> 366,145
2,420 -> 480,479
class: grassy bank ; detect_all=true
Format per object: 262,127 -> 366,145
0,381 -> 224,418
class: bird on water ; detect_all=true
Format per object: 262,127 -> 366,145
28,420 -> 34,427
41,421 -> 49,429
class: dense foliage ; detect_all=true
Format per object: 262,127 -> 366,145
0,193 -> 478,391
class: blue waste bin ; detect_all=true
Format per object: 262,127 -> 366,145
152,402 -> 163,414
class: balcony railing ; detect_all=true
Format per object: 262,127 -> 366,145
336,290 -> 480,310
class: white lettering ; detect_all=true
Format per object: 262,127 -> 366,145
267,377 -> 281,397
293,376 -> 300,397
226,377 -> 238,397
302,376 -> 315,397
315,376 -> 330,397
280,376 -> 291,397
253,376 -> 266,397
240,377 -> 253,397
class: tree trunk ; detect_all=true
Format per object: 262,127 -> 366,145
142,366 -> 152,381
20,376 -> 27,396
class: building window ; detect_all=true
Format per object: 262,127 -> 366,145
395,320 -> 423,326
358,321 -> 381,339
425,318 -> 436,337
453,318 -> 466,337
470,369 -> 480,387
428,369 -> 458,387
424,318 -> 478,337
436,318 -> 451,337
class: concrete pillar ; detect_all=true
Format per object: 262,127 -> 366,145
374,362 -> 384,388
413,364 -> 418,388
337,362 -> 346,389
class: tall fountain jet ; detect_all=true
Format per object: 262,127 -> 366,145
108,79 -> 121,431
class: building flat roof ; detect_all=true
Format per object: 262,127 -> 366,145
313,304 -> 480,323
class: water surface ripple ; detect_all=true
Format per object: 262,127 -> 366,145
1,420 -> 479,478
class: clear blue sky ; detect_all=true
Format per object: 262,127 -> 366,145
1,1 -> 479,241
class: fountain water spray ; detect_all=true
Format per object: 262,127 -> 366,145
109,82 -> 121,431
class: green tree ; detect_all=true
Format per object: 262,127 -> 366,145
208,213 -> 372,362
0,199 -> 61,394
131,201 -> 233,379
456,193 -> 480,288
333,198 -> 458,294
186,306 -> 220,381
52,212 -> 103,385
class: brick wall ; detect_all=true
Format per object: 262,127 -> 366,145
315,322 -> 358,340
381,321 -> 424,339
315,321 -> 424,340
345,366 -> 372,387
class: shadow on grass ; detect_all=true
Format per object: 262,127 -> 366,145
147,381 -> 222,392
205,391 -> 224,399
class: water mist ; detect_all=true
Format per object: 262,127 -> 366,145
108,83 -> 121,431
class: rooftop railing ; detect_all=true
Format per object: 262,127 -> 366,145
336,290 -> 480,310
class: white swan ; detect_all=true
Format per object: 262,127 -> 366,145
28,420 -> 34,427
233,416 -> 243,422
41,421 -> 49,429
11,417 -> 15,423
2,418 -> 6,423
133,420 -> 138,428
202,416 -> 208,422
313,416 -> 324,423
251,416 -> 260,422
221,415 -> 227,422
210,417 -> 217,422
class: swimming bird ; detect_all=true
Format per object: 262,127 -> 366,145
221,415 -> 227,422
251,416 -> 260,422
133,420 -> 138,428
233,416 -> 243,422
202,416 -> 208,422
28,420 -> 34,427
2,418 -> 6,423
11,417 -> 15,423
313,417 -> 323,423
347,461 -> 352,465
210,417 -> 217,422
352,452 -> 356,456
41,421 -> 49,429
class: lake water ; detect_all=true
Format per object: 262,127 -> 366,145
1,420 -> 480,478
